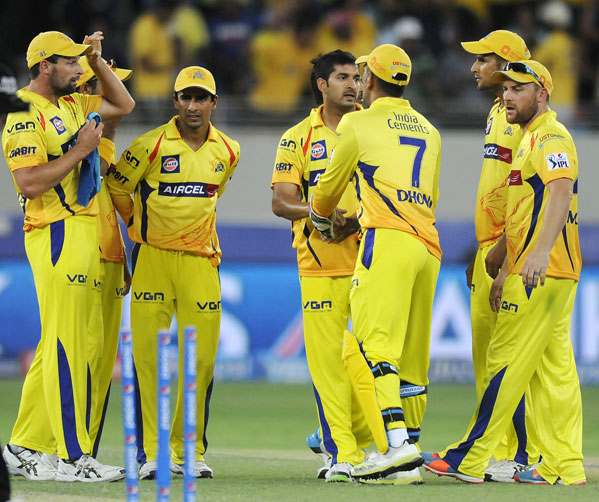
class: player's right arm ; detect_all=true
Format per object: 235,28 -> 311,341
271,127 -> 306,221
7,117 -> 103,199
106,136 -> 150,223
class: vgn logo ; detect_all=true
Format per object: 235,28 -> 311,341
500,301 -> 518,314
67,273 -> 87,284
197,301 -> 221,312
134,291 -> 165,302
161,154 -> 180,173
303,300 -> 333,311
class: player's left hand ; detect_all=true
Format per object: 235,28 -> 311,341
309,194 -> 335,240
520,249 -> 549,289
489,269 -> 508,312
83,31 -> 104,62
485,236 -> 507,279
123,261 -> 132,296
324,214 -> 360,244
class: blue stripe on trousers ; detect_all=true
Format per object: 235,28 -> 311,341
50,220 -> 65,266
443,366 -> 508,469
313,385 -> 337,463
133,363 -> 146,464
203,378 -> 214,451
361,228 -> 375,270
512,394 -> 529,465
57,338 -> 84,460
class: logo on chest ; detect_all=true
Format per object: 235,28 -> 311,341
485,117 -> 493,135
161,154 -> 180,173
310,140 -> 327,161
50,116 -> 67,135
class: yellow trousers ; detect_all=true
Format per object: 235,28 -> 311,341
443,276 -> 584,484
11,216 -> 101,460
350,229 -> 440,436
301,275 -> 371,465
130,243 -> 220,464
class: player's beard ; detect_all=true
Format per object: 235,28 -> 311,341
511,93 -> 539,125
49,70 -> 77,97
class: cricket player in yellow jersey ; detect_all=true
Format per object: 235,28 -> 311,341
271,50 -> 371,483
457,30 -> 541,482
107,66 -> 240,480
311,44 -> 442,481
76,57 -> 133,458
2,31 -> 134,482
425,61 -> 585,486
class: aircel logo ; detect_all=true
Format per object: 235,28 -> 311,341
484,143 -> 512,164
158,182 -> 218,197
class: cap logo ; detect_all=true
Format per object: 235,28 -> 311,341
39,50 -> 46,57
192,70 -> 204,80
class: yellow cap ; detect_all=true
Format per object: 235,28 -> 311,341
359,44 -> 411,86
76,57 -> 132,86
491,60 -> 553,95
27,31 -> 92,68
174,66 -> 216,95
461,30 -> 531,62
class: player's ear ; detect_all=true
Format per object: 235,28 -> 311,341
317,77 -> 328,95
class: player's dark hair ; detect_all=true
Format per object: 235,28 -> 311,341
310,50 -> 356,105
372,73 -> 405,98
29,55 -> 60,79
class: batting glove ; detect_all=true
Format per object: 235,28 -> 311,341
309,194 -> 335,240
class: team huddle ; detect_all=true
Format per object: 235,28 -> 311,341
0,26 -> 585,489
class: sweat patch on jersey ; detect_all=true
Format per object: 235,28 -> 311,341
546,152 -> 570,171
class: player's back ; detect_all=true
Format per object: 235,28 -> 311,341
345,96 -> 441,259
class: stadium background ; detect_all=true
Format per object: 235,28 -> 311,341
0,0 -> 598,385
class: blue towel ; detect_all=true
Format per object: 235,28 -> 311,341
76,112 -> 102,207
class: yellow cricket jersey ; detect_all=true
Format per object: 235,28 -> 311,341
97,143 -> 125,262
312,97 -> 442,260
107,117 -> 240,265
2,90 -> 102,231
506,110 -> 581,280
271,106 -> 359,277
475,99 -> 522,248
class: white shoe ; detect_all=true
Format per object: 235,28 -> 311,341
170,460 -> 213,478
359,466 -> 423,485
484,459 -> 529,483
325,462 -> 352,483
2,444 -> 57,481
352,440 -> 423,480
317,455 -> 332,479
56,454 -> 125,482
139,461 -> 157,480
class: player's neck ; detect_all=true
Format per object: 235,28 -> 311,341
321,104 -> 351,132
27,79 -> 61,106
176,117 -> 209,151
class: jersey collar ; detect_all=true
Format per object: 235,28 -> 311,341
310,103 -> 363,128
527,109 -> 557,133
167,116 -> 218,141
370,96 -> 411,109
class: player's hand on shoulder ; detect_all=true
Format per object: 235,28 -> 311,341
75,119 -> 104,155
83,31 -> 104,62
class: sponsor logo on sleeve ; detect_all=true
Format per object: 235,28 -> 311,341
8,146 -> 37,158
275,162 -> 293,172
546,152 -> 570,171
50,116 -> 67,135
5,121 -> 36,134
279,138 -> 297,151
508,170 -> 522,186
310,140 -> 327,161
483,143 -> 512,164
161,154 -> 180,173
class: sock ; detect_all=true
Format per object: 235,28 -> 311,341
387,428 -> 409,447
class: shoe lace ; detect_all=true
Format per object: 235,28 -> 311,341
15,451 -> 41,475
75,454 -> 101,479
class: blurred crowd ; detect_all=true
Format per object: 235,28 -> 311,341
1,0 -> 598,129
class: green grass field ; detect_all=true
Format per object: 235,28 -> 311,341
0,380 -> 597,501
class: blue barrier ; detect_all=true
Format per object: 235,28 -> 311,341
1,260 -> 598,383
